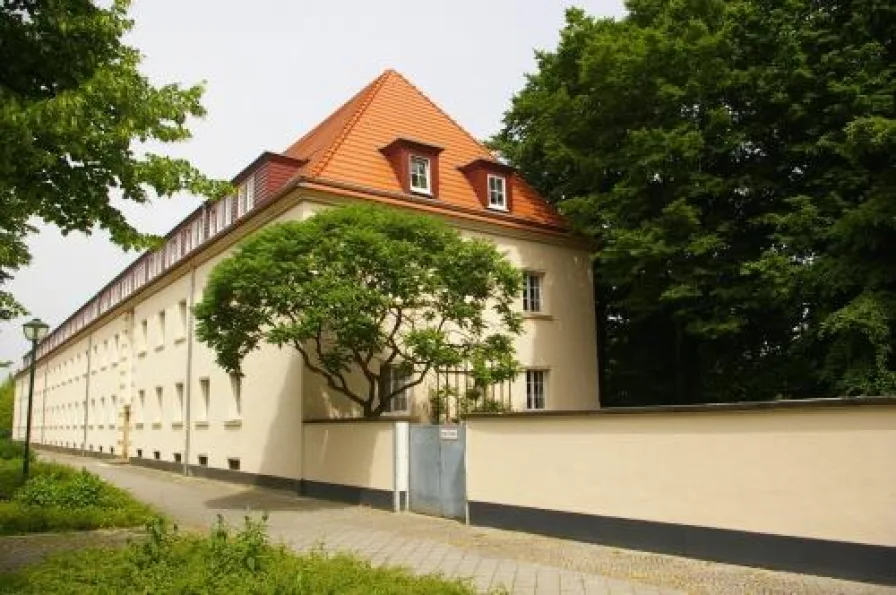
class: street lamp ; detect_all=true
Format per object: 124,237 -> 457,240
22,318 -> 49,479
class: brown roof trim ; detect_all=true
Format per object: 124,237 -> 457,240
232,152 -> 307,186
301,177 -> 571,235
380,137 -> 446,154
465,396 -> 896,419
458,157 -> 516,175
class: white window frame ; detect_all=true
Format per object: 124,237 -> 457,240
210,204 -> 219,235
229,374 -> 242,420
523,271 -> 543,313
223,196 -> 233,227
174,382 -> 184,423
154,386 -> 163,424
198,378 -> 210,423
409,155 -> 431,194
525,369 -> 547,410
245,175 -> 255,211
237,184 -> 247,217
487,174 -> 507,211
381,363 -> 411,414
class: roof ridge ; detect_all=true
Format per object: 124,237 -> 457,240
310,69 -> 394,177
389,70 -> 494,160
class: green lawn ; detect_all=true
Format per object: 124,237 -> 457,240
0,515 -> 484,594
0,441 -> 155,535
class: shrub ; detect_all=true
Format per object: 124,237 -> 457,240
0,439 -> 27,461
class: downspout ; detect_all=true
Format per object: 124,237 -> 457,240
182,264 -> 198,475
82,335 -> 93,453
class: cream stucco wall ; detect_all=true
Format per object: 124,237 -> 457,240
466,404 -> 896,547
302,421 -> 395,491
12,188 -> 598,484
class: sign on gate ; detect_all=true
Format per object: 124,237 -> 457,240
408,425 -> 466,520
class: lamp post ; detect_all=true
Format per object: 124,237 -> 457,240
22,318 -> 49,479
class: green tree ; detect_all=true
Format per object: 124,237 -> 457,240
0,0 -> 227,319
493,1 -> 896,404
194,204 -> 523,417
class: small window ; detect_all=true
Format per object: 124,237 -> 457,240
175,383 -> 185,423
155,386 -> 163,423
237,183 -> 247,217
137,449 -> 143,458
198,454 -> 208,466
174,452 -> 182,463
245,176 -> 255,211
487,174 -> 507,210
210,204 -> 219,235
229,374 -> 242,420
526,369 -> 547,410
223,196 -> 233,227
157,310 -> 166,347
523,272 -> 543,313
198,378 -> 210,422
154,450 -> 161,460
140,319 -> 148,351
138,390 -> 146,423
228,458 -> 240,471
380,363 -> 410,413
178,299 -> 188,338
409,156 -> 431,194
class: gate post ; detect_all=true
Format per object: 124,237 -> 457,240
393,421 -> 409,512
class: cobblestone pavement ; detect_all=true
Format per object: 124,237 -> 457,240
39,452 -> 895,595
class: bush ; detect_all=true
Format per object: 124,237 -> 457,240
0,459 -> 155,535
0,515 -> 482,594
0,439 -> 27,461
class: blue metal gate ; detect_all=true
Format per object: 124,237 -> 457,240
408,425 -> 466,520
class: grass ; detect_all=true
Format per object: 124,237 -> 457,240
0,441 -> 156,535
0,515 -> 484,594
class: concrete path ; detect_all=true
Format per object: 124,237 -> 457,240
37,452 -> 893,595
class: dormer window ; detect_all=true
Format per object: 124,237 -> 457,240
409,155 -> 431,194
487,174 -> 507,210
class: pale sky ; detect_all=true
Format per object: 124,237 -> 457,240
1,0 -> 626,368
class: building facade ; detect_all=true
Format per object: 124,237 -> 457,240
12,70 -> 599,481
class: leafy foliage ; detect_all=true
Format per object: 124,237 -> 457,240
195,204 -> 523,417
0,377 -> 12,437
493,1 -> 896,404
0,0 -> 228,319
0,450 -> 155,534
0,515 -> 484,594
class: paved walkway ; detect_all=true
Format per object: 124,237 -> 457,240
36,452 -> 893,595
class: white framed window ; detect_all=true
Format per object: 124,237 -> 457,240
193,219 -> 202,246
155,386 -> 163,424
175,382 -> 184,423
177,299 -> 188,340
210,204 -> 219,235
523,272 -> 543,313
157,309 -> 166,348
380,363 -> 410,413
487,174 -> 507,210
167,237 -> 178,267
229,374 -> 242,420
137,389 -> 145,423
245,176 -> 255,211
184,228 -> 193,253
223,196 -> 233,227
409,155 -> 431,194
237,184 -> 247,217
198,378 -> 210,422
526,369 -> 547,410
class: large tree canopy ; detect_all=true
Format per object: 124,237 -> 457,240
493,1 -> 896,404
194,204 -> 523,417
0,0 -> 226,319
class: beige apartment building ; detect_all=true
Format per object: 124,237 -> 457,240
11,69 -> 599,482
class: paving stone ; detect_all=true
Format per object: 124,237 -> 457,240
35,452 -> 895,595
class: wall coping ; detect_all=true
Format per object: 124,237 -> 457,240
304,416 -> 416,424
465,396 -> 896,420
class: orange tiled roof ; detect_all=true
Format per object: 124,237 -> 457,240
283,69 -> 565,230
